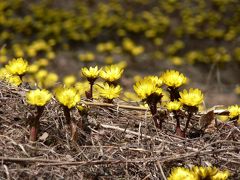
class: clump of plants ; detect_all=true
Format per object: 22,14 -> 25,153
55,86 -> 81,141
26,89 -> 52,141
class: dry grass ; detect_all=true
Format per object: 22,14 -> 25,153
0,82 -> 239,179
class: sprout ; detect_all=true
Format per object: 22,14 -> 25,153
26,89 -> 52,141
77,104 -> 90,133
179,88 -> 204,136
166,100 -> 184,137
55,86 -> 80,141
134,77 -> 163,129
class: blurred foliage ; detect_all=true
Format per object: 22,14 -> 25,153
0,0 -> 239,65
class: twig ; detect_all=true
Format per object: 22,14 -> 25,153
0,156 -> 60,163
100,124 -> 240,151
157,161 -> 167,180
82,100 -> 230,115
1,143 -> 239,167
217,156 -> 240,165
100,124 -> 174,144
3,165 -> 10,180
36,146 -> 237,166
82,101 -> 150,111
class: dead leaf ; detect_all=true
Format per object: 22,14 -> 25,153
39,132 -> 49,141
199,110 -> 215,130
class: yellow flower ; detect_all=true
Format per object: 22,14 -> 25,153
122,38 -> 135,51
100,65 -> 124,82
82,66 -> 100,79
63,75 -> 76,87
0,68 -> 10,80
27,64 -> 39,74
35,69 -> 48,82
36,58 -> 49,67
228,105 -> 240,119
0,68 -> 22,86
43,72 -> 59,89
5,58 -> 28,76
55,87 -> 80,109
123,91 -> 140,102
235,85 -> 240,95
134,77 -> 163,101
179,88 -> 204,107
26,89 -> 52,106
78,52 -> 95,62
161,90 -> 170,104
7,75 -> 22,86
168,167 -> 197,180
47,51 -> 56,60
131,46 -> 144,56
144,76 -> 163,87
192,166 -> 217,179
212,170 -> 230,180
75,81 -> 90,96
192,166 -> 230,180
166,100 -> 182,111
96,42 -> 115,52
161,70 -> 187,88
99,83 -> 122,100
171,56 -> 184,66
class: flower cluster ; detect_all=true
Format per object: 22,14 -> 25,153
0,58 -> 29,86
133,70 -> 204,134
